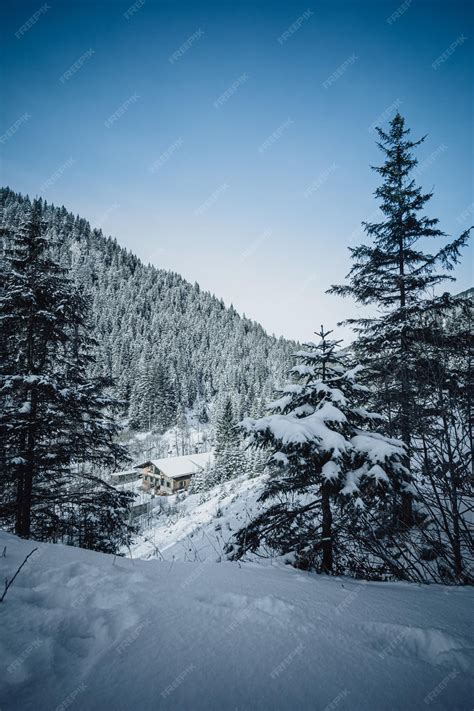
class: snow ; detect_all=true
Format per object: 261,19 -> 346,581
352,432 -> 406,463
131,474 -> 265,561
322,460 -> 341,481
271,452 -> 289,466
367,464 -> 390,483
242,413 -> 348,451
140,452 -> 214,478
268,394 -> 293,411
0,529 -> 473,711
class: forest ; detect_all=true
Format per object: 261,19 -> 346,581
1,113 -> 472,584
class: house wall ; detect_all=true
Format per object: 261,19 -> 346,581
172,477 -> 191,492
142,465 -> 190,495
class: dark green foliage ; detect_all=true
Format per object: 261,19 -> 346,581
329,112 -> 471,525
231,327 -> 407,574
0,199 -> 136,551
214,397 -> 246,482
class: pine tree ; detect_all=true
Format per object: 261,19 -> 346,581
152,362 -> 177,433
231,327 -> 408,574
214,397 -> 246,483
0,199 -> 135,549
329,112 -> 471,525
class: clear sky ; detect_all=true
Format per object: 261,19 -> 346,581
1,0 -> 472,341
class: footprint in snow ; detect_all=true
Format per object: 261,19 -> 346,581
360,622 -> 473,672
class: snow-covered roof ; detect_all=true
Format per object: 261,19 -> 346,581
139,452 -> 213,479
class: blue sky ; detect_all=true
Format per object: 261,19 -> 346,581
1,0 -> 472,340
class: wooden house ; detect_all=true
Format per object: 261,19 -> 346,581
137,452 -> 213,495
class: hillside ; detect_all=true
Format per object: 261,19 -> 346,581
130,473 -> 266,562
0,187 -> 295,431
1,530 -> 472,711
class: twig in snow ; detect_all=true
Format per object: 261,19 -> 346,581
1,548 -> 38,603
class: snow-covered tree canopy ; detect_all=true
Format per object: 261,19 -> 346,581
234,327 -> 410,572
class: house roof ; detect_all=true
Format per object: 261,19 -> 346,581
136,452 -> 213,479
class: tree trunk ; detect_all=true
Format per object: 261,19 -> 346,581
321,485 -> 333,573
14,471 -> 24,536
398,198 -> 413,528
18,387 -> 37,538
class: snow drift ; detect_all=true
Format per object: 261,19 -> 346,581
0,530 -> 473,710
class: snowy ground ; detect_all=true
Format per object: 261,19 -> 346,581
0,530 -> 473,711
131,474 -> 265,562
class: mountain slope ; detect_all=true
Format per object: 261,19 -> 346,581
0,187 -> 296,430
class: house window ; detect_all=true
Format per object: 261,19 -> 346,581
166,481 -> 171,488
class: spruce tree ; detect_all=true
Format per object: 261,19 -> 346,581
0,199 -> 135,549
231,327 -> 408,574
152,362 -> 177,433
214,397 -> 246,482
329,112 -> 471,525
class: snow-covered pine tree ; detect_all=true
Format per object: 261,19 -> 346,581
231,327 -> 408,574
188,461 -> 213,497
0,199 -> 136,550
213,396 -> 246,483
328,112 -> 471,526
152,361 -> 178,433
